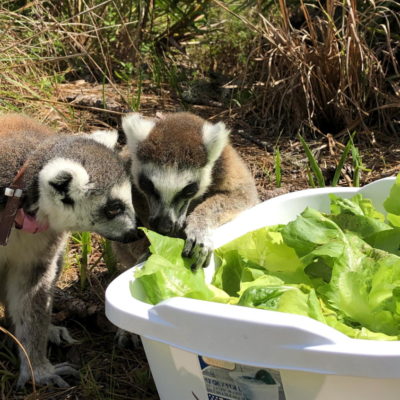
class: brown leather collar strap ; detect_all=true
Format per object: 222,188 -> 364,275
0,163 -> 29,246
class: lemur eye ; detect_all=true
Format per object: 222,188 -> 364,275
139,174 -> 160,199
104,200 -> 125,220
179,182 -> 199,199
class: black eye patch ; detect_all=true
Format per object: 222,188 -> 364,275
103,199 -> 125,220
50,172 -> 74,206
138,174 -> 160,199
176,182 -> 199,200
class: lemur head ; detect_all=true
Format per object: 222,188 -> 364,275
122,112 -> 230,235
35,130 -> 137,243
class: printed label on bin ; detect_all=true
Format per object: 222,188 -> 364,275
199,356 -> 286,400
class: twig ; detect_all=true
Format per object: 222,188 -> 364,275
0,326 -> 36,392
236,129 -> 273,152
1,95 -> 127,116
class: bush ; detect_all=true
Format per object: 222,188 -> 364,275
236,0 -> 400,138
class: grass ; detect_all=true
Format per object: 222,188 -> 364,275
0,340 -> 19,400
3,1 -> 397,139
299,133 -> 326,187
72,232 -> 92,290
274,147 -> 282,188
100,238 -> 118,274
231,0 -> 400,139
299,132 -> 371,187
331,136 -> 354,187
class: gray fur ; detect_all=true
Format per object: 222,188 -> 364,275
114,112 -> 259,270
0,114 -> 137,388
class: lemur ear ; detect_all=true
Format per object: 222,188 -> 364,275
39,158 -> 92,204
122,113 -> 155,152
89,129 -> 118,149
202,121 -> 230,163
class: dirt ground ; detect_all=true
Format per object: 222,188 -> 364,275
2,81 -> 400,400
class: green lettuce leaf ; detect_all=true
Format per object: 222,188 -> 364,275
384,174 -> 400,226
282,208 -> 400,336
329,194 -> 390,240
134,229 -> 230,304
238,283 -> 326,323
213,226 -> 310,296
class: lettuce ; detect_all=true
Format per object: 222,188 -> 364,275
133,229 -> 230,304
281,208 -> 400,336
384,174 -> 400,227
132,182 -> 400,340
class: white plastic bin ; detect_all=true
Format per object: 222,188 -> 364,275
106,177 -> 400,400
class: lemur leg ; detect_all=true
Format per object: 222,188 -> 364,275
48,253 -> 77,346
183,189 -> 257,269
6,260 -> 79,388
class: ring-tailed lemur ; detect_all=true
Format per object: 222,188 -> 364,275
0,114 -> 138,388
113,111 -> 259,270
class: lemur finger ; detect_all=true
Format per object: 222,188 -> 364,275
48,325 -> 77,345
54,364 -> 80,378
54,361 -> 80,370
23,373 -> 70,389
115,328 -> 142,349
191,245 -> 212,270
16,376 -> 29,390
202,250 -> 212,269
183,238 -> 196,258
41,374 -> 70,388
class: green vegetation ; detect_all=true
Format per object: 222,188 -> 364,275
1,1 -> 397,138
72,232 -> 92,289
299,132 -> 371,188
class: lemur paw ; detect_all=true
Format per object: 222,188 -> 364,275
115,328 -> 141,349
48,324 -> 77,345
182,229 -> 213,270
17,361 -> 80,389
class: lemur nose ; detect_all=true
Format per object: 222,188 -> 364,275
149,216 -> 173,235
120,229 -> 141,243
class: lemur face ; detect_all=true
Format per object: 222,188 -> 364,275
37,157 -> 137,243
137,163 -> 209,235
32,129 -> 138,243
122,112 -> 229,236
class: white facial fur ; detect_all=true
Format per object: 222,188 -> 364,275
122,113 -> 156,189
37,157 -> 136,238
140,163 -> 207,228
142,163 -> 207,202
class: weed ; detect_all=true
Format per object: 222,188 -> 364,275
299,133 -> 326,187
331,134 -> 354,186
0,326 -> 36,397
350,136 -> 371,187
71,232 -> 92,290
101,238 -> 118,274
274,147 -> 282,188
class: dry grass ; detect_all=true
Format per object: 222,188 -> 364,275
234,0 -> 400,139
